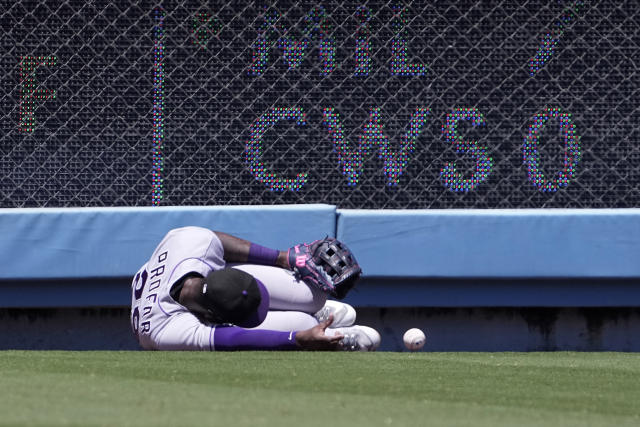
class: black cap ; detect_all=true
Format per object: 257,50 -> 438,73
199,268 -> 269,327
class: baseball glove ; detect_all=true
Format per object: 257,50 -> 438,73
288,237 -> 362,300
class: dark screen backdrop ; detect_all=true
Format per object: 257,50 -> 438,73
1,0 -> 638,208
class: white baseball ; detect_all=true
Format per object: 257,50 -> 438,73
403,328 -> 426,351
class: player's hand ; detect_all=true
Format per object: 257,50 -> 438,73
295,315 -> 344,351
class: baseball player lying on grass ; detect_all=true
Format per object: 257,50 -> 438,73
130,226 -> 380,351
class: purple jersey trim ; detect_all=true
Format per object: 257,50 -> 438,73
158,303 -> 170,316
213,326 -> 298,351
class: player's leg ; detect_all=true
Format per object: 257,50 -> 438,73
232,264 -> 359,329
326,324 -> 381,351
251,310 -> 318,331
250,310 -> 379,351
231,264 -> 326,313
314,299 -> 356,327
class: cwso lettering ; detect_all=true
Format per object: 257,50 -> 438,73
244,106 -> 581,193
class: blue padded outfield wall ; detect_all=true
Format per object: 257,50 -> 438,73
1,206 -> 639,308
1,206 -> 640,351
338,209 -> 640,308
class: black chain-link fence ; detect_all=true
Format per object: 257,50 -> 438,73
1,0 -> 638,208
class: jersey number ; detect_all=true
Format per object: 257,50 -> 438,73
131,269 -> 148,336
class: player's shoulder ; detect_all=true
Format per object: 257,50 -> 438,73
164,226 -> 218,243
163,226 -> 222,255
168,226 -> 214,236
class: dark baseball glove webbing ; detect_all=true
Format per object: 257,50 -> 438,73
288,237 -> 362,299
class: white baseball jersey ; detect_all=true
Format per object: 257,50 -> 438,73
130,226 -> 226,350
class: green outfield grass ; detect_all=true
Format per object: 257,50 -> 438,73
1,351 -> 639,427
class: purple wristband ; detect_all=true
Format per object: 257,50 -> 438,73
248,243 -> 279,266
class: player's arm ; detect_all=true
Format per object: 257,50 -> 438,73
151,307 -> 342,351
213,231 -> 289,269
214,231 -> 362,301
214,316 -> 343,351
